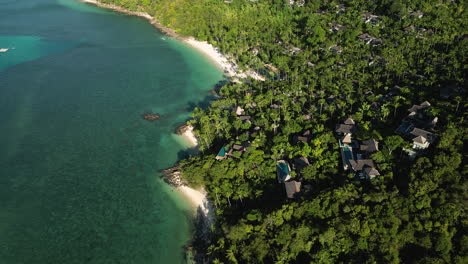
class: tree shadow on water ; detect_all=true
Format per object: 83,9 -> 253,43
177,148 -> 199,160
184,79 -> 228,112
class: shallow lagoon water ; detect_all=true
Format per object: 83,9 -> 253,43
0,0 -> 222,263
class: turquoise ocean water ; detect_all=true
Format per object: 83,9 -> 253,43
0,0 -> 223,263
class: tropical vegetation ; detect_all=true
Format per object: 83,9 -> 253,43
102,0 -> 466,263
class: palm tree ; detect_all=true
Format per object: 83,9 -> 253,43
454,96 -> 462,113
391,95 -> 406,118
318,98 -> 326,115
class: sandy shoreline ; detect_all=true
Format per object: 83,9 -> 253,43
162,168 -> 213,225
184,38 -> 265,81
79,0 -> 263,81
178,125 -> 198,148
177,186 -> 212,218
79,1 -> 221,247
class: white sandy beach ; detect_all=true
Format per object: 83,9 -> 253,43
164,169 -> 213,221
184,38 -> 265,81
177,186 -> 212,219
179,125 -> 198,147
79,0 -> 264,81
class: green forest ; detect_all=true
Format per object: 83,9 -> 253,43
101,0 -> 466,263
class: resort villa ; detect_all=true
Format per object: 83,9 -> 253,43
395,101 -> 437,158
215,142 -> 250,160
336,117 -> 381,179
277,160 -> 304,199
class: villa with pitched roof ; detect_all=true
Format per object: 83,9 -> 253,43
293,130 -> 311,144
215,142 -> 250,160
349,159 -> 380,179
284,180 -> 301,198
409,128 -> 435,147
276,159 -> 305,198
360,139 -> 379,154
396,101 -> 438,158
336,117 -> 381,179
